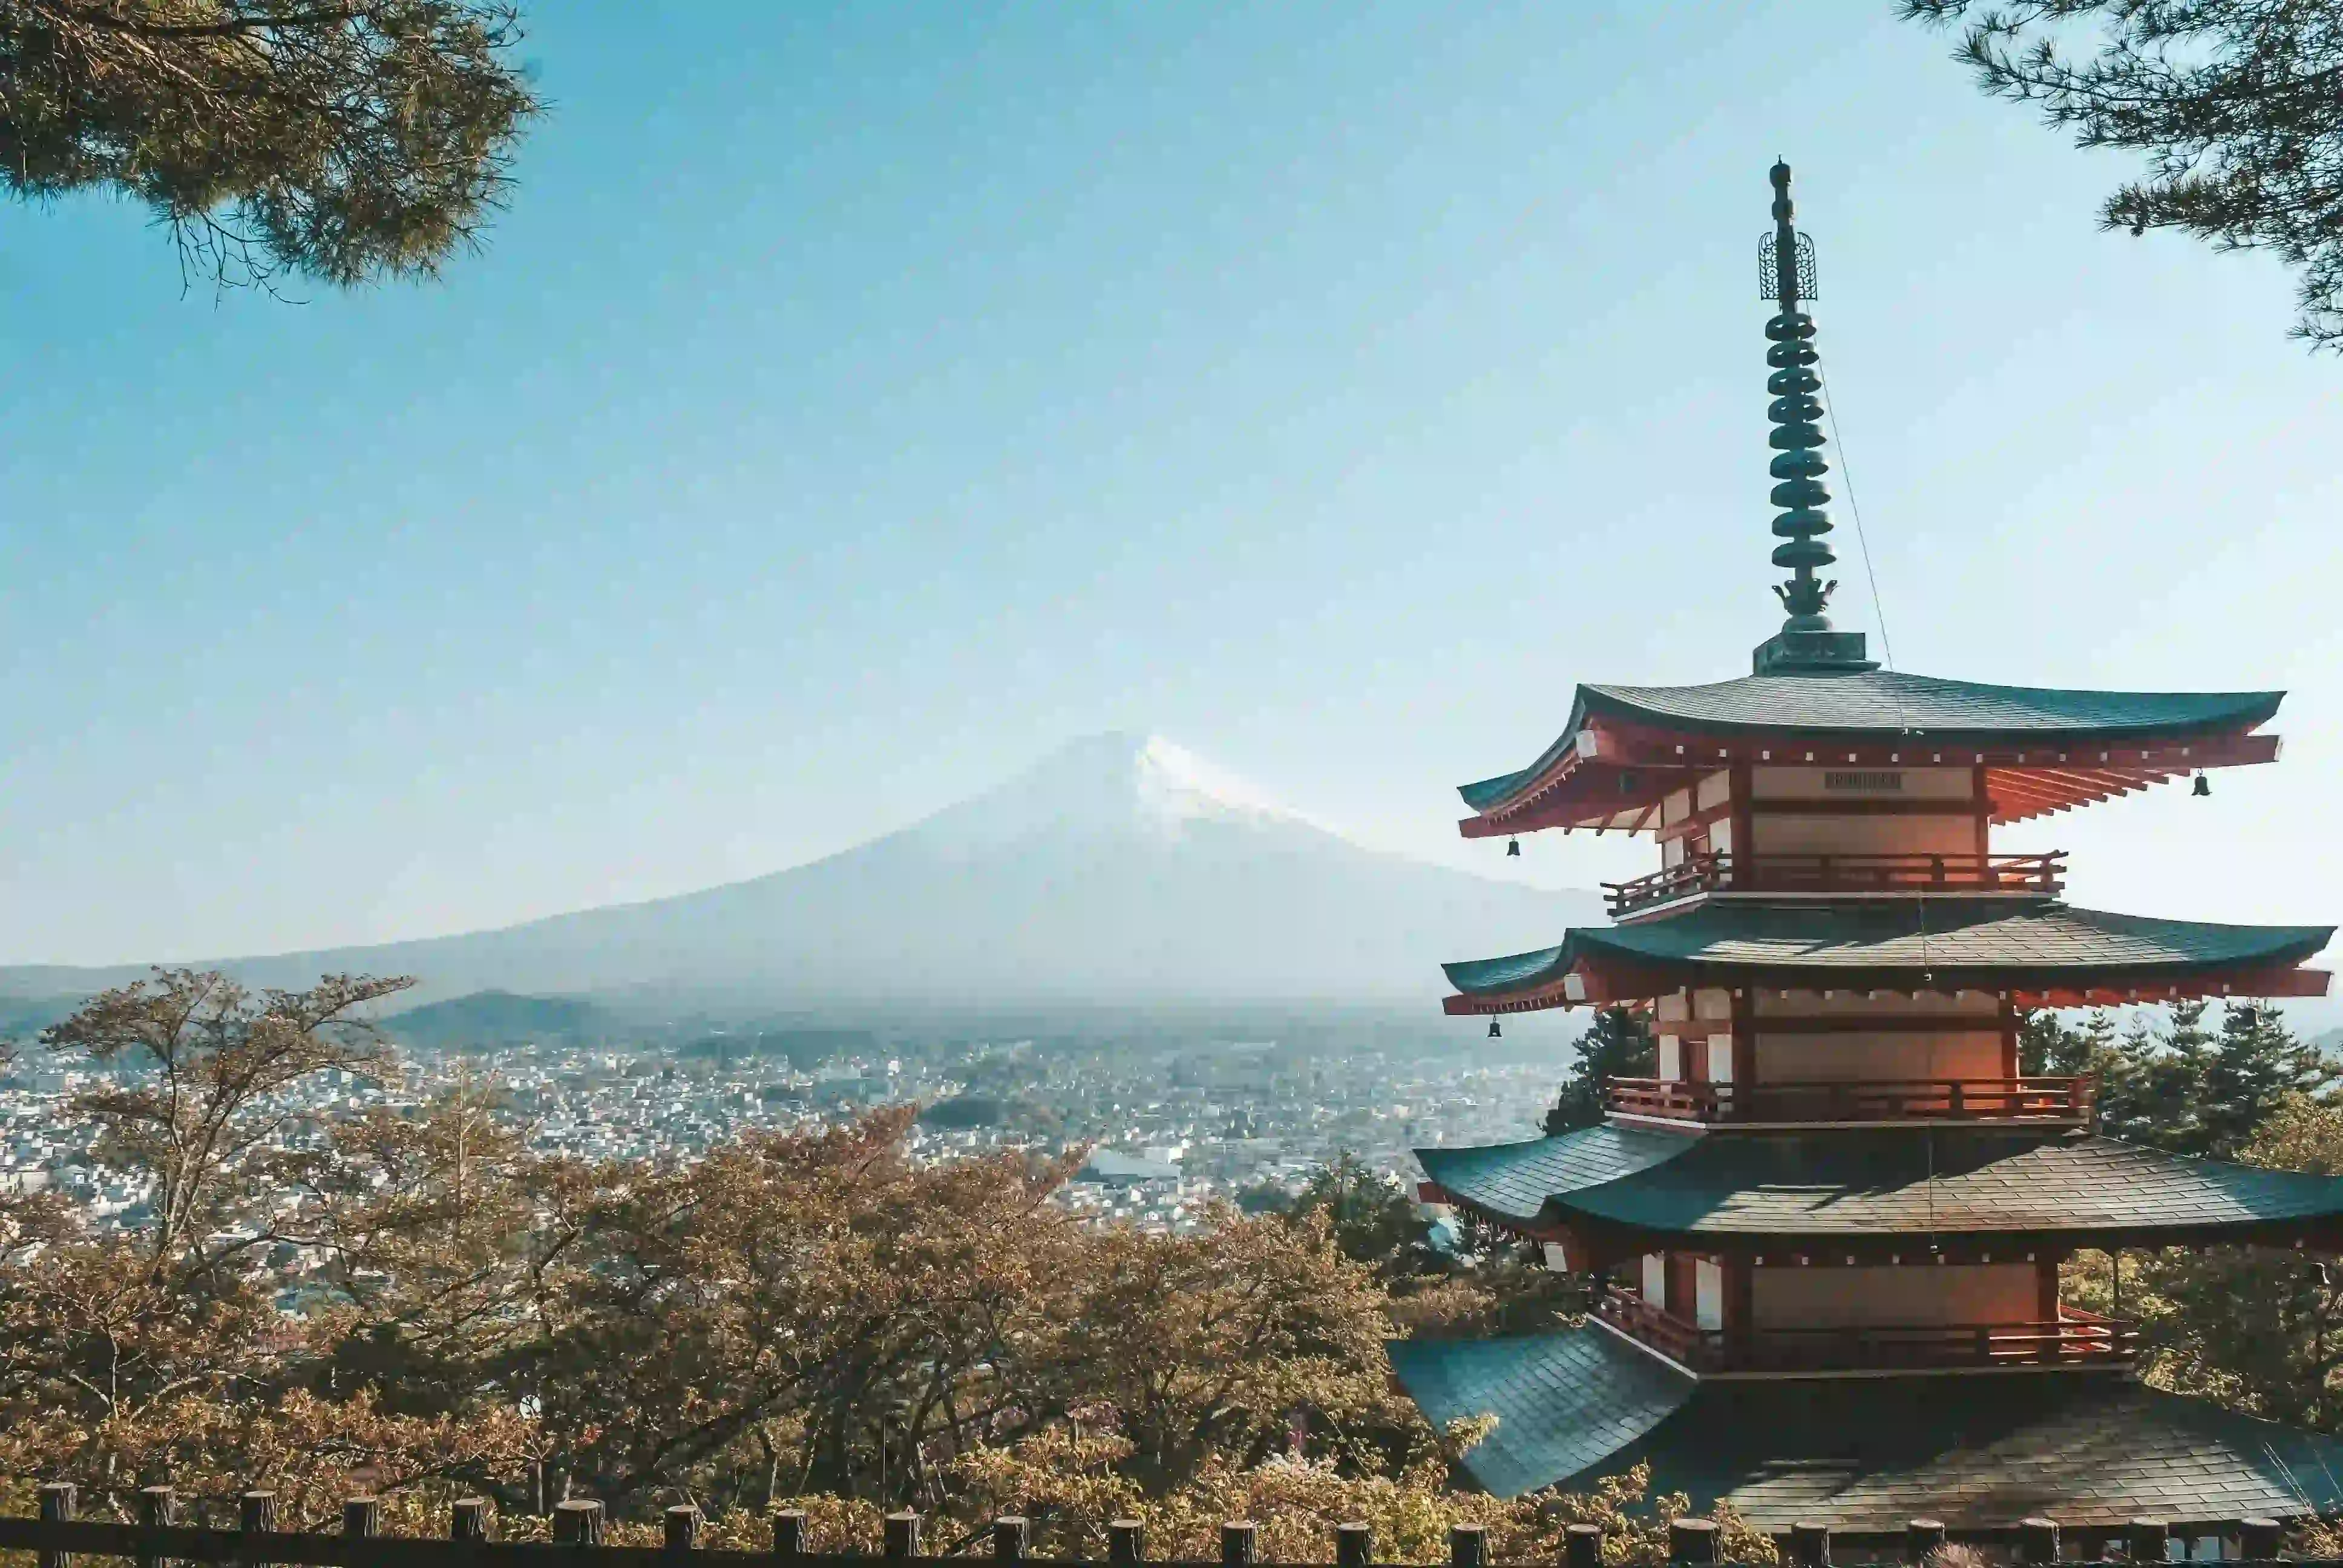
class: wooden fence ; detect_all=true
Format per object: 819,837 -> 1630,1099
0,1486 -> 2316,1568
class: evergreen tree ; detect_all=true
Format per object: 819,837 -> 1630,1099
1904,0 -> 2343,347
1544,1007 -> 1656,1134
2198,1002 -> 2339,1159
1285,1152 -> 1441,1279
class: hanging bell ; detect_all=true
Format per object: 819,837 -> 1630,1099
1506,837 -> 1522,858
2192,771 -> 2211,797
1487,1019 -> 1502,1039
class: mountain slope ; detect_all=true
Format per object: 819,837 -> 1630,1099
0,733 -> 1601,1014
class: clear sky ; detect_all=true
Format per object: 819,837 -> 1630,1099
5,2 -> 2339,970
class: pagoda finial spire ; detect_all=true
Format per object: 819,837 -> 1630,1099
1751,158 -> 1876,676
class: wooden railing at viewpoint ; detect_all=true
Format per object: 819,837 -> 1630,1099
1593,1285 -> 2137,1374
1603,1075 -> 2094,1126
0,1483 -> 2307,1566
1604,851 -> 2066,916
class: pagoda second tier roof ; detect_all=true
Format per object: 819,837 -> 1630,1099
1458,670 -> 2282,832
1388,1325 -> 2343,1526
1441,898 -> 2332,1014
1417,1125 -> 2343,1249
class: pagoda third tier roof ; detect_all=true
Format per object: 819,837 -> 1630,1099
1417,1125 -> 2343,1249
1441,898 -> 2333,1014
1388,1325 -> 2343,1526
1458,670 -> 2282,831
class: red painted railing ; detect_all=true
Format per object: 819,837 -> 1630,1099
1594,1285 -> 2136,1373
1604,1075 -> 2094,1125
1605,850 -> 2066,916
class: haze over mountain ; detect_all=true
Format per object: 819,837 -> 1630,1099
0,734 -> 1599,1018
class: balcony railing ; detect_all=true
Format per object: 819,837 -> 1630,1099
1604,1075 -> 2094,1126
1594,1285 -> 2137,1374
1604,850 -> 2066,916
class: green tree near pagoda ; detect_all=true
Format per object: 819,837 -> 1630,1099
1285,1152 -> 1443,1279
2027,999 -> 2336,1157
2,1 -> 541,290
1903,0 -> 2343,347
1544,1007 -> 1656,1133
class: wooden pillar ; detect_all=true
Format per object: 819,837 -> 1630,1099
1450,1526 -> 1489,1567
240,1491 -> 278,1568
137,1486 -> 174,1568
39,1481 -> 74,1568
554,1500 -> 605,1547
1107,1521 -> 1145,1564
1334,1524 -> 1371,1568
1972,763 -> 1990,857
1670,1518 -> 1719,1565
883,1513 -> 920,1560
343,1500 -> 381,1540
1904,1520 -> 1945,1564
1726,1253 -> 1755,1364
1565,1524 -> 1604,1568
1220,1523 -> 1257,1567
451,1500 -> 490,1543
770,1511 -> 806,1563
992,1519 -> 1028,1564
1731,988 -> 1757,1092
2000,998 -> 2021,1079
665,1507 -> 701,1553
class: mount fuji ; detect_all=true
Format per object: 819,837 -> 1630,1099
0,734 -> 1602,1018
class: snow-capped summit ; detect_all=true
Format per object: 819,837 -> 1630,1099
905,731 -> 1328,855
1,733 -> 1602,1012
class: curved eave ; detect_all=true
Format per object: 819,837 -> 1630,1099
1441,905 -> 2335,1016
1457,678 -> 2286,835
1418,1129 -> 2343,1253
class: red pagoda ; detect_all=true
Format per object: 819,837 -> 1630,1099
1389,163 -> 2343,1536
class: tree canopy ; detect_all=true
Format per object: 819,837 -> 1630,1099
1905,0 -> 2343,347
2,1 -> 541,290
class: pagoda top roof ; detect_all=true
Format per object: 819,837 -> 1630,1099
1388,1325 -> 2343,1525
1460,671 -> 2283,815
1416,1125 -> 2343,1247
1441,899 -> 2332,1013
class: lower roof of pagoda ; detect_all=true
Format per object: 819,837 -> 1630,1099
1387,1325 -> 2343,1526
1440,898 -> 2333,1014
1416,1124 -> 2343,1249
1458,670 -> 2284,833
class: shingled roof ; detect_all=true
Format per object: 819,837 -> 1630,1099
1441,900 -> 2333,1003
1391,1327 -> 2343,1528
1420,1126 -> 2343,1246
1459,673 -> 2281,812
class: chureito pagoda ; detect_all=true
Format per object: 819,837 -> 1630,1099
1389,162 -> 2343,1535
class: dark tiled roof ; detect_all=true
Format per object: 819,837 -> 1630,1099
1385,1327 -> 1693,1501
1394,1338 -> 2343,1527
1441,901 -> 2334,998
1457,672 -> 2281,813
1421,1128 -> 2343,1241
1581,671 -> 2282,739
1415,1125 -> 1686,1223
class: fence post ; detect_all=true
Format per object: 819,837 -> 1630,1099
1335,1523 -> 1371,1568
2019,1517 -> 2059,1564
1450,1526 -> 1488,1568
451,1499 -> 490,1543
666,1507 -> 701,1553
884,1512 -> 920,1560
2126,1520 -> 2169,1563
1904,1520 -> 1945,1564
137,1485 -> 175,1568
1670,1518 -> 1717,1565
1791,1521 -> 1831,1567
554,1500 -> 606,1548
241,1491 -> 278,1568
1564,1523 -> 1604,1568
2240,1519 -> 2282,1560
39,1480 -> 74,1568
992,1519 -> 1029,1564
772,1509 -> 806,1563
1221,1521 -> 1257,1568
344,1500 -> 381,1540
1107,1520 -> 1145,1565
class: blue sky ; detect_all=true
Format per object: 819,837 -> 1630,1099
5,1 -> 2339,969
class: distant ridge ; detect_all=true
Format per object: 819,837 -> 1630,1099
0,733 -> 1602,1016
